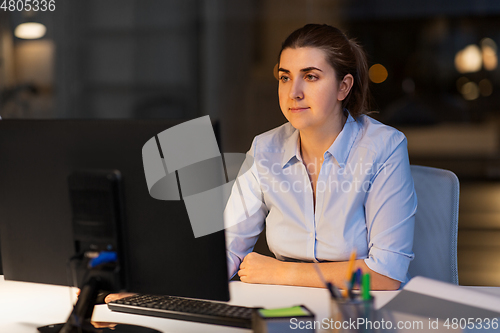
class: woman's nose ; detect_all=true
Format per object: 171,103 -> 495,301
289,81 -> 304,100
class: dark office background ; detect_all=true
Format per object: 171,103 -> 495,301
1,0 -> 500,286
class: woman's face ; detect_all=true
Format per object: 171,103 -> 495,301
278,47 -> 350,133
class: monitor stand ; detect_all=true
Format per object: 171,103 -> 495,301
37,276 -> 160,333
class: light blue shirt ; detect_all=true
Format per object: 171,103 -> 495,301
224,113 -> 417,283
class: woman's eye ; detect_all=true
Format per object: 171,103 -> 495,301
279,76 -> 290,83
305,74 -> 318,81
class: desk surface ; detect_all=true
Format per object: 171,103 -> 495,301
1,276 -> 498,333
0,275 -> 398,333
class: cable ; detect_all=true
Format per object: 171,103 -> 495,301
66,252 -> 83,305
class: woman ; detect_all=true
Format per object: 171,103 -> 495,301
224,24 -> 417,290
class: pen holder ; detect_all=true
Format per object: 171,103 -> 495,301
330,297 -> 377,333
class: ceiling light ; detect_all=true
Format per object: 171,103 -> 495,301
14,22 -> 46,40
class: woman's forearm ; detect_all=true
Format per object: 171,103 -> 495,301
238,253 -> 401,290
283,259 -> 400,290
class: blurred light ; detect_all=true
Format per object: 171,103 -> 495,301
402,78 -> 415,94
479,79 -> 493,97
455,45 -> 482,73
273,63 -> 279,80
461,81 -> 480,100
14,22 -> 46,39
481,38 -> 497,51
456,77 -> 469,92
369,64 -> 388,83
481,38 -> 497,71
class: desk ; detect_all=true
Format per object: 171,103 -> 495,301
0,276 -> 497,333
0,275 -> 396,333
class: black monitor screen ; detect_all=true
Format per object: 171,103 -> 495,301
0,119 -> 229,301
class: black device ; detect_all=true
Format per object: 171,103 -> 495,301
67,170 -> 126,292
37,170 -> 131,333
108,294 -> 253,328
0,119 -> 234,332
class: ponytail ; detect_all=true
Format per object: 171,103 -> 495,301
344,39 -> 370,118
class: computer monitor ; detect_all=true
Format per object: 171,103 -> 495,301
0,119 -> 230,330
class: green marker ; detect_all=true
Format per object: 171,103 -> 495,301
362,273 -> 371,300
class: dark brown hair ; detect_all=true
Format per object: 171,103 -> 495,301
278,24 -> 370,118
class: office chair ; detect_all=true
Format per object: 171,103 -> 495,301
408,165 -> 460,284
252,165 -> 460,284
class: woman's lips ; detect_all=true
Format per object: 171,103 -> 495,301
289,107 -> 309,113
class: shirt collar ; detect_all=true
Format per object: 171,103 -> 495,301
280,112 -> 360,168
281,128 -> 300,168
325,112 -> 360,166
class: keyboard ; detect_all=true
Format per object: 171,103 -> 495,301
107,294 -> 254,328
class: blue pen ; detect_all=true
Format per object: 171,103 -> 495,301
355,268 -> 362,287
348,271 -> 356,299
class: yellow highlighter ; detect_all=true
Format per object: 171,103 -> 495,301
342,250 -> 357,298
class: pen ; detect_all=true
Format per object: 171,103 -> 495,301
362,273 -> 372,332
355,268 -> 362,286
342,250 -> 357,298
347,269 -> 363,299
362,273 -> 371,301
329,282 -> 343,299
348,271 -> 356,299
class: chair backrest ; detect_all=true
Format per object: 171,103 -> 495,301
408,165 -> 459,284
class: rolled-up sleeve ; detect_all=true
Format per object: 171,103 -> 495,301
363,137 -> 417,283
224,139 -> 268,279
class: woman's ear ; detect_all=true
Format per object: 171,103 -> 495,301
337,74 -> 354,101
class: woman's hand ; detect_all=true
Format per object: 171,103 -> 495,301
76,289 -> 136,304
238,252 -> 287,285
104,293 -> 136,304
